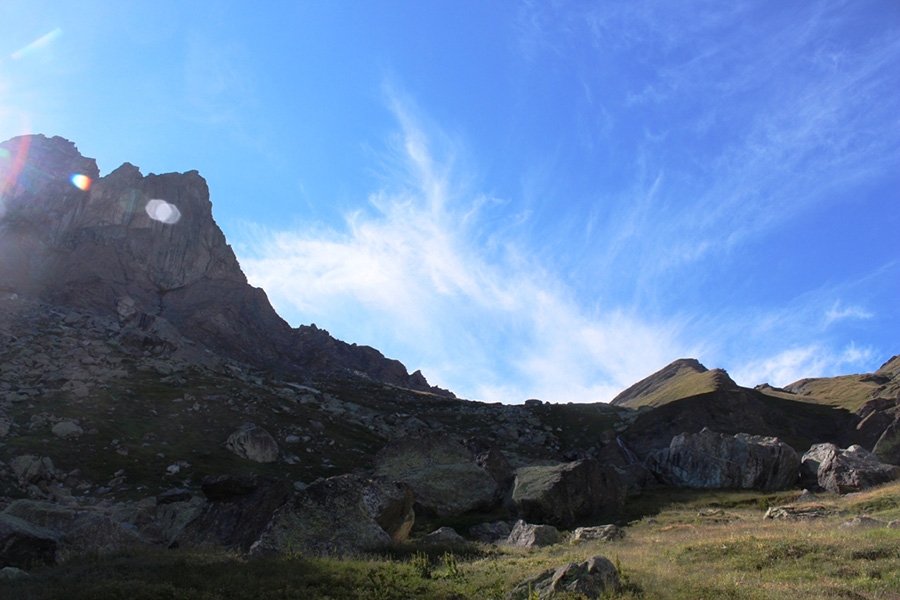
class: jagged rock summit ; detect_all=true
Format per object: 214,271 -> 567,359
0,134 -> 450,395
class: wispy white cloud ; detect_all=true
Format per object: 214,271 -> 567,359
825,301 -> 873,327
731,342 -> 874,388
240,95 -> 688,403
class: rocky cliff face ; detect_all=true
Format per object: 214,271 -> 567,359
0,134 -> 449,395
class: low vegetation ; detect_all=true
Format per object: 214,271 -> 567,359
5,483 -> 900,599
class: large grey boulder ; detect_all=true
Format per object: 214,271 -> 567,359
800,443 -> 900,494
507,555 -> 620,599
3,500 -> 149,560
177,475 -> 293,552
249,474 -> 414,556
375,434 -> 498,517
873,419 -> 900,466
225,423 -> 279,463
505,520 -> 560,549
646,428 -> 800,490
0,513 -> 57,569
511,459 -> 626,528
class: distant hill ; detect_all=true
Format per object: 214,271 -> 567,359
780,355 -> 900,413
610,358 -> 738,409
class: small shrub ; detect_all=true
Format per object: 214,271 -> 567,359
411,551 -> 432,579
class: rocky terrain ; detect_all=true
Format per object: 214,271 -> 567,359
1,135 -> 899,588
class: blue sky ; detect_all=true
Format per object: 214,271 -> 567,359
2,1 -> 898,403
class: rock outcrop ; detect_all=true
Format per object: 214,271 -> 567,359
511,459 -> 626,529
224,423 -> 279,463
507,555 -> 620,600
571,525 -> 625,543
0,513 -> 58,569
178,475 -> 293,552
0,499 -> 172,559
505,520 -> 560,549
249,474 -> 414,556
619,388 -> 853,459
800,443 -> 900,494
374,434 -> 499,517
647,428 -> 800,490
0,134 -> 451,396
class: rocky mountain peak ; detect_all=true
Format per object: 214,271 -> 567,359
0,134 -> 450,395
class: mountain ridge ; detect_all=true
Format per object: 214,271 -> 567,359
0,134 -> 451,397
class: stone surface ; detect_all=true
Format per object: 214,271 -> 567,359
249,474 -> 414,556
225,423 -> 279,463
800,443 -> 900,494
469,521 -> 512,543
511,459 -> 626,528
50,421 -> 83,439
177,475 -> 293,552
0,513 -> 58,569
0,566 -> 30,579
422,526 -> 466,546
505,520 -> 560,549
571,525 -> 625,543
0,134 -> 451,395
507,555 -> 620,600
375,434 -> 499,517
2,499 -> 151,559
764,504 -> 835,520
647,428 -> 800,490
839,516 -> 886,529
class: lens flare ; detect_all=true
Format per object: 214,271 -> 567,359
11,28 -> 63,60
70,174 -> 92,191
145,199 -> 181,225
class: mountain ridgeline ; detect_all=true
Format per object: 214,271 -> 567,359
0,134 -> 450,396
0,134 -> 899,568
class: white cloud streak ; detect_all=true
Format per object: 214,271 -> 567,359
240,97 -> 688,403
731,343 -> 874,388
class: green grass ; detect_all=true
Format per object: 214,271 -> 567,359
6,483 -> 900,599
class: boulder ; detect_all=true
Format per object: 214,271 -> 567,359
225,423 -> 279,463
507,555 -> 620,599
9,455 -> 56,486
0,566 -> 30,579
249,475 -> 414,556
3,500 -> 150,559
646,428 -> 800,490
873,418 -> 900,466
0,513 -> 57,569
469,520 -> 512,543
422,526 -> 466,546
800,443 -> 900,494
511,459 -> 626,528
177,475 -> 292,552
375,434 -> 498,517
50,421 -> 83,439
571,525 -> 625,543
505,520 -> 560,549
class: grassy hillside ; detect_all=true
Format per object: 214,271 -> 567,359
780,355 -> 900,413
6,482 -> 900,599
610,359 -> 736,410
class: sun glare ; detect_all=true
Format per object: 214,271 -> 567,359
70,173 -> 91,191
10,28 -> 63,60
145,198 -> 181,224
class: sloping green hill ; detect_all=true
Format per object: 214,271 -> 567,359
780,355 -> 900,413
610,358 -> 738,409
